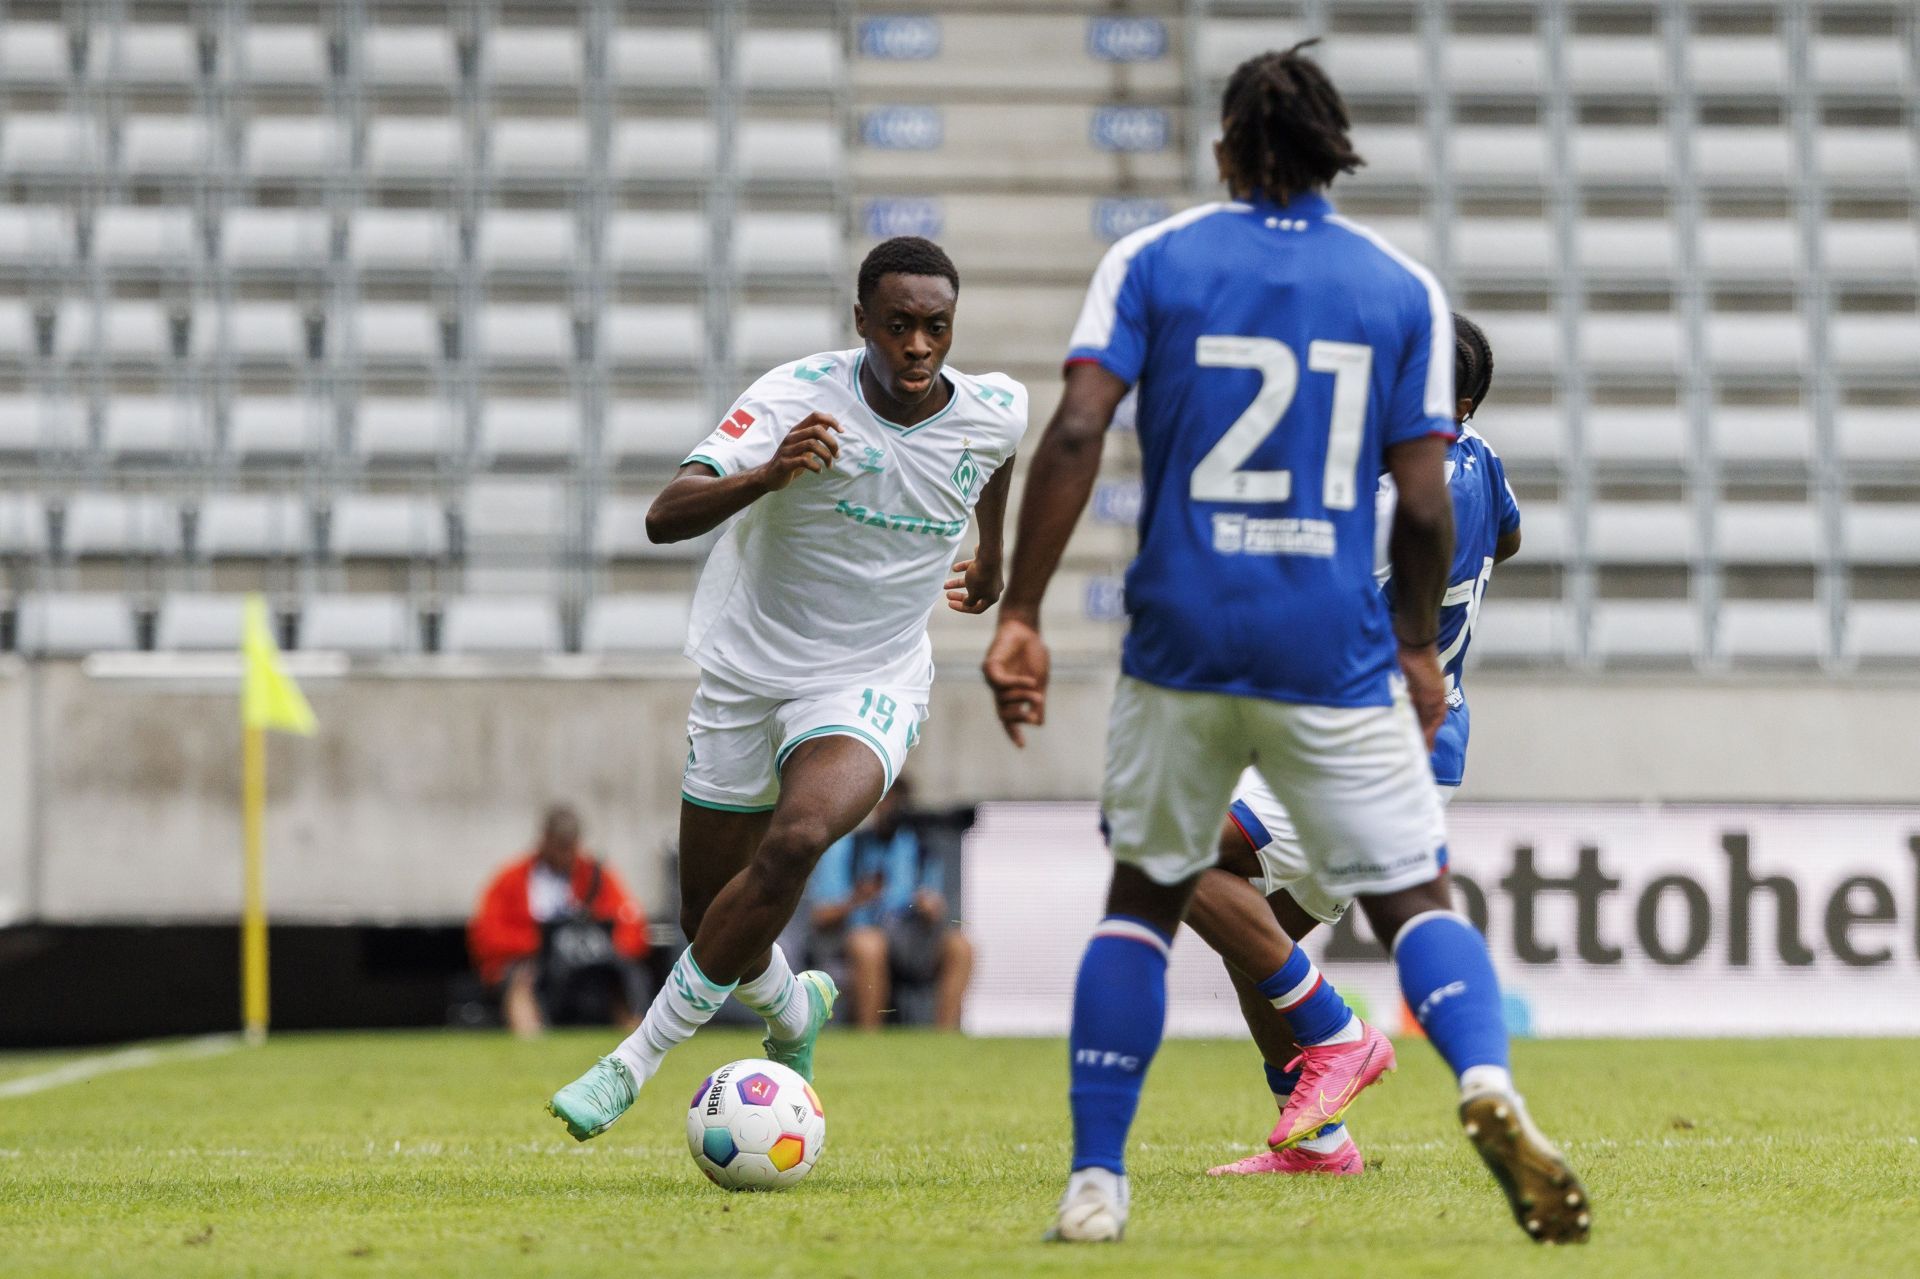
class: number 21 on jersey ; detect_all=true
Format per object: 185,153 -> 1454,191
1189,335 -> 1372,511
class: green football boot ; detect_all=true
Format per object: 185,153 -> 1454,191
761,970 -> 839,1083
546,1055 -> 638,1142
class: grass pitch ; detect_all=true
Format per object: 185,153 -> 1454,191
1,1030 -> 1916,1277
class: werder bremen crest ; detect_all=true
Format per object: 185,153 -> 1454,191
951,446 -> 981,500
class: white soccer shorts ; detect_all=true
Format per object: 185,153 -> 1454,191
681,670 -> 925,813
1102,675 -> 1448,901
1228,766 -> 1459,925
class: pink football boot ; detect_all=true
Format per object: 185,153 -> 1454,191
1207,1134 -> 1364,1177
1269,1020 -> 1396,1150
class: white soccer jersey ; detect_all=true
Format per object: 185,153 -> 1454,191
679,348 -> 1028,702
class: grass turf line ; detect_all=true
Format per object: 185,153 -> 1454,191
0,1031 -> 1916,1277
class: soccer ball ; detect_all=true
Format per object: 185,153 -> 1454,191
685,1058 -> 825,1191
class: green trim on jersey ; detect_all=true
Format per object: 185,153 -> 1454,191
682,453 -> 726,476
681,791 -> 776,814
776,723 -> 894,791
853,352 -> 961,437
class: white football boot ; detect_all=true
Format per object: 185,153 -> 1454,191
1044,1167 -> 1129,1243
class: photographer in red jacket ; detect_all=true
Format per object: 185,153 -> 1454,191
469,804 -> 651,1037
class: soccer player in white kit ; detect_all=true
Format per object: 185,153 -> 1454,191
548,238 -> 1027,1139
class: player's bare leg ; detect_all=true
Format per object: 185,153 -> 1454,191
844,926 -> 890,1030
1359,879 -> 1591,1244
502,964 -> 544,1040
933,929 -> 973,1031
548,738 -> 879,1140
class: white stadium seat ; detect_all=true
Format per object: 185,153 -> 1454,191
1470,599 -> 1577,663
1699,220 -> 1802,280
611,28 -> 712,90
734,212 -> 839,277
1586,407 -> 1689,467
229,396 -> 330,460
1579,218 -> 1678,278
243,118 -> 345,179
1812,39 -> 1908,95
300,594 -> 416,653
581,593 -> 692,655
362,26 -> 458,89
155,594 -> 252,651
62,493 -> 181,557
1715,503 -> 1822,566
1565,37 -> 1665,94
65,302 -> 175,361
1451,127 -> 1549,185
1572,127 -> 1672,185
0,493 -> 50,554
351,305 -> 444,365
237,25 -> 330,86
1583,313 -> 1683,377
1694,128 -> 1795,186
16,594 -> 139,656
203,302 -> 309,364
0,114 -> 102,173
0,205 -> 73,267
1711,407 -> 1813,466
92,207 -> 199,268
605,400 -> 707,466
1589,502 -> 1696,565
611,120 -> 716,181
95,23 -> 198,85
0,23 -> 71,86
607,211 -> 706,273
1592,600 -> 1705,663
1443,37 -> 1543,95
475,210 -> 576,271
475,306 -> 574,368
1818,129 -> 1914,188
102,397 -> 203,457
733,306 -> 838,368
603,306 -> 703,369
222,208 -> 332,270
121,116 -> 209,176
1717,600 -> 1828,663
329,494 -> 448,559
593,495 -> 707,561
1843,503 -> 1920,567
196,494 -> 309,559
483,28 -> 583,88
1705,313 -> 1807,376
1315,36 -> 1421,97
367,117 -> 466,179
0,301 -> 36,361
353,398 -> 458,460
1836,407 -> 1920,467
1453,218 -> 1553,279
1480,404 -> 1564,467
349,208 -> 457,272
0,396 -> 82,454
463,478 -> 568,543
1845,602 -> 1920,662
478,400 -> 582,462
1471,312 -> 1559,377
1346,126 -> 1424,184
440,596 -> 562,654
739,29 -> 841,92
490,119 -> 588,177
1829,316 -> 1920,375
1823,221 -> 1918,282
1688,38 -> 1786,93
739,120 -> 840,182
1514,501 -> 1569,566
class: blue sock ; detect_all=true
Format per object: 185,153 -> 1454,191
1256,948 -> 1354,1046
1068,916 -> 1172,1175
1393,909 -> 1511,1079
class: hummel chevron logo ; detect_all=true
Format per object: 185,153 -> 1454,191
973,385 -> 1014,409
672,969 -> 720,1014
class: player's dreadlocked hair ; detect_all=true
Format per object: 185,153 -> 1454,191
856,236 -> 959,306
1219,41 -> 1364,204
1452,312 -> 1496,415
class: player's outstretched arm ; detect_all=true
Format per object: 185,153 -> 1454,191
982,363 -> 1128,746
645,412 -> 843,543
945,455 -> 1013,614
1384,434 -> 1456,748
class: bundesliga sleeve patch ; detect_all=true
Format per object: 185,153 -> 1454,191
719,408 -> 755,439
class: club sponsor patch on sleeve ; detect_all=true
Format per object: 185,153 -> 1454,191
719,409 -> 755,439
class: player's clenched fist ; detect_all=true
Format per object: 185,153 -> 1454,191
1396,642 -> 1447,751
755,411 -> 843,491
982,615 -> 1050,748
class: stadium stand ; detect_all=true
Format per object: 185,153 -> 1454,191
0,1 -> 1911,673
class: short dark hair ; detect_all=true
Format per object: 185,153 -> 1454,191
1452,312 -> 1496,414
1219,41 -> 1364,204
856,236 -> 959,306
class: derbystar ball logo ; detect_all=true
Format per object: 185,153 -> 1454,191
719,409 -> 755,439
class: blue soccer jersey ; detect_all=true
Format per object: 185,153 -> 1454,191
1066,193 -> 1457,708
1378,426 -> 1521,785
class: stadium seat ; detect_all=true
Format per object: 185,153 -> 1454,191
739,28 -> 841,92
229,396 -> 330,460
1565,37 -> 1666,94
1694,128 -> 1794,187
1818,129 -> 1915,188
1823,221 -> 1918,282
1836,407 -> 1920,467
243,118 -> 345,180
1473,312 -> 1559,377
1591,600 -> 1705,663
605,399 -> 706,466
367,117 -> 466,179
196,494 -> 310,559
1572,127 -> 1672,186
1688,37 -> 1786,93
1711,407 -> 1813,467
1715,502 -> 1822,566
102,397 -> 204,458
329,494 -> 448,559
462,478 -> 568,545
120,115 -> 209,177
734,212 -> 838,278
0,493 -> 51,555
362,26 -> 459,89
739,120 -> 841,182
1583,313 -> 1684,377
1705,313 -> 1808,377
1843,503 -> 1920,567
1315,35 -> 1422,97
1586,407 -> 1689,468
236,25 -> 330,86
353,398 -> 459,461
1579,218 -> 1678,279
1829,315 -> 1920,375
1589,501 -> 1697,565
154,594 -> 251,651
1443,37 -> 1543,95
0,395 -> 83,455
90,302 -> 179,361
350,305 -> 444,366
477,401 -> 582,464
1812,38 -> 1909,96
482,27 -> 583,89
0,114 -> 103,173
1343,126 -> 1423,186
440,596 -> 562,654
1512,501 -> 1569,566
475,306 -> 574,368
611,120 -> 716,181
94,23 -> 198,85
733,306 -> 838,368
593,495 -> 658,560
607,211 -> 706,274
1844,602 -> 1920,663
1451,127 -> 1550,186
581,593 -> 692,655
0,204 -> 72,267
16,594 -> 139,656
222,208 -> 333,271
0,22 -> 71,86
92,207 -> 200,269
1699,220 -> 1802,281
1470,599 -> 1576,663
1480,404 -> 1564,466
200,302 -> 310,366
1454,218 -> 1553,280
348,208 -> 457,273
602,306 -> 703,369
610,27 -> 712,90
0,301 -> 38,361
61,493 -> 182,557
490,119 -> 588,178
475,210 -> 576,272
299,593 -> 416,653
1717,600 -> 1829,664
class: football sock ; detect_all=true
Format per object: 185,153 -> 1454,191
612,948 -> 736,1087
1067,916 -> 1171,1175
734,944 -> 810,1042
1257,948 -> 1361,1046
1263,1060 -> 1347,1151
1392,908 -> 1512,1083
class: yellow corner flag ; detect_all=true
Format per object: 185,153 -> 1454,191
242,595 -> 315,735
240,594 -> 315,1044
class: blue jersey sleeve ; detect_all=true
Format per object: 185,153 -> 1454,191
1382,276 -> 1459,448
1491,450 -> 1521,536
1064,239 -> 1153,386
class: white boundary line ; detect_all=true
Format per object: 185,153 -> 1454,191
0,1034 -> 241,1101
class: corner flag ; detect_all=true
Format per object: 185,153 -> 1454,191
239,594 -> 314,1044
242,595 -> 315,735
